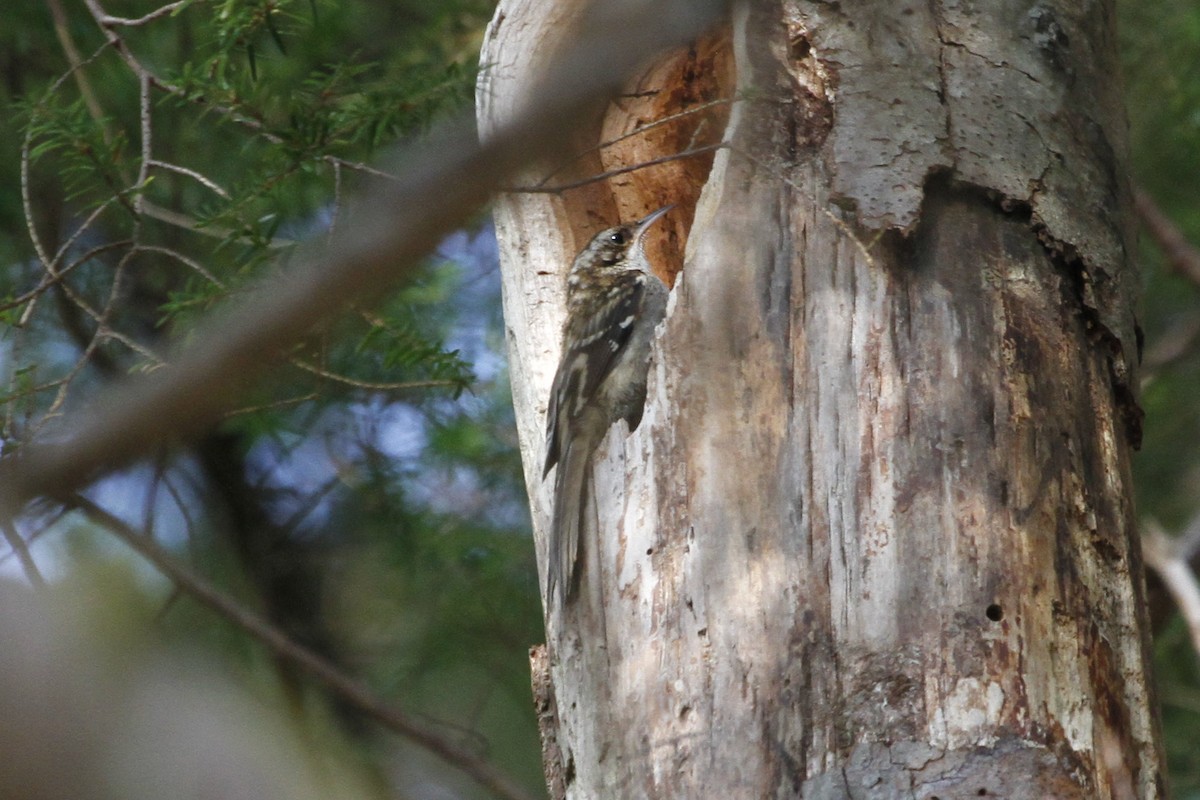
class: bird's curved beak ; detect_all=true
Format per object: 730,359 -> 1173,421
633,204 -> 675,240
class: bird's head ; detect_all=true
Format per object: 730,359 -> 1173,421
570,205 -> 674,274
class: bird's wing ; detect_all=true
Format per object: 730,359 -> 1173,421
543,272 -> 647,476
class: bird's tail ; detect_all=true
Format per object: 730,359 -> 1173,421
548,438 -> 591,609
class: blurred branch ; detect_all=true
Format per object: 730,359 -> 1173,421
0,518 -> 45,587
0,0 -> 731,514
1132,188 -> 1200,379
1133,186 -> 1200,288
43,0 -> 109,133
69,493 -> 539,800
1175,509 -> 1200,566
1144,518 -> 1200,661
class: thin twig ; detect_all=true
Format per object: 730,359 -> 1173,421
220,394 -> 319,420
507,142 -> 727,194
148,160 -> 232,199
0,378 -> 67,406
278,475 -> 343,534
291,359 -> 460,392
139,201 -> 294,247
68,493 -> 538,800
0,237 -> 131,316
134,244 -> 227,288
533,96 -> 735,187
96,0 -> 192,28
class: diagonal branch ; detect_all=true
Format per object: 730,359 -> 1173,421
0,0 -> 732,515
69,493 -> 538,800
1133,186 -> 1200,288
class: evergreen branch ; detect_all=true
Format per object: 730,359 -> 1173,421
220,393 -> 319,420
139,202 -> 295,247
0,238 -> 131,317
149,160 -> 232,199
134,245 -> 227,288
290,358 -> 461,392
0,0 -> 731,539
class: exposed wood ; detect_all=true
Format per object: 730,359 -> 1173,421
481,0 -> 1164,797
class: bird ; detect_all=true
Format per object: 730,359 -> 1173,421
542,205 -> 673,608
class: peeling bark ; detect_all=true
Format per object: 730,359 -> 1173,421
479,0 -> 1164,797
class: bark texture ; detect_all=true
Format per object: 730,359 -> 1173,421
480,1 -> 1163,798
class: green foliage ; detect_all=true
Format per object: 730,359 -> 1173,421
1,0 -> 547,797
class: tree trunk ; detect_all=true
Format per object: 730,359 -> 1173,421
479,1 -> 1165,798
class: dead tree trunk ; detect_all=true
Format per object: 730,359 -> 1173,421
479,1 -> 1165,797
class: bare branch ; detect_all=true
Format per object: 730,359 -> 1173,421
0,237 -> 131,316
220,393 -> 319,420
69,493 -> 539,800
96,0 -> 192,28
532,96 -> 735,187
134,244 -> 227,288
135,72 -> 152,217
290,359 -> 460,392
148,160 -> 232,199
507,142 -> 728,194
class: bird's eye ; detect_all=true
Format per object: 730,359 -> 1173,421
608,230 -> 627,245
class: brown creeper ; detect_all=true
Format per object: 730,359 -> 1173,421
543,205 -> 673,607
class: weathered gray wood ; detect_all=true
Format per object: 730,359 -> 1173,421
480,0 -> 1163,797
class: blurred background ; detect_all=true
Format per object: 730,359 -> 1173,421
0,1 -> 1197,797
